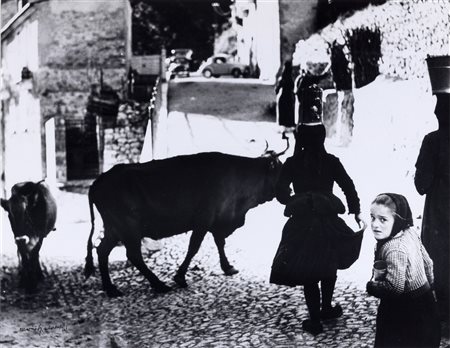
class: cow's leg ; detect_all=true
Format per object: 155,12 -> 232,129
97,233 -> 122,297
19,240 -> 43,293
123,239 -> 171,294
30,240 -> 44,282
213,235 -> 239,276
18,258 -> 30,290
174,229 -> 207,287
34,255 -> 44,281
25,250 -> 43,293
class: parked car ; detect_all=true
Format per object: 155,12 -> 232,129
169,48 -> 193,60
167,56 -> 191,79
165,49 -> 194,79
199,54 -> 250,78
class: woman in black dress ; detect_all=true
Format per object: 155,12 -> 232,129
270,85 -> 366,335
415,57 -> 449,321
275,61 -> 296,128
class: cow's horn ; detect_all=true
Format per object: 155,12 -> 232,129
15,235 -> 30,244
275,131 -> 290,157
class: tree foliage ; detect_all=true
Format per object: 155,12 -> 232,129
316,0 -> 388,30
131,0 -> 231,61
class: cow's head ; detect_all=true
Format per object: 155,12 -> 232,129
259,132 -> 290,201
1,193 -> 36,238
1,189 -> 43,291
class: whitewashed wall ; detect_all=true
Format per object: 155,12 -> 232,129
2,19 -> 42,192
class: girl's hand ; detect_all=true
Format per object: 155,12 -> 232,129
355,213 -> 367,231
366,280 -> 383,296
366,281 -> 375,294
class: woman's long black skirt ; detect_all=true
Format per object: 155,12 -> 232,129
276,89 -> 295,127
269,214 -> 363,286
375,290 -> 441,348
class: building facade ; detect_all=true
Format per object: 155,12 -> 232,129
1,0 -> 132,192
230,0 -> 320,83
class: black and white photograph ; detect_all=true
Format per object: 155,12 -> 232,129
0,0 -> 449,347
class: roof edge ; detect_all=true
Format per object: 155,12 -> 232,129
1,0 -> 47,39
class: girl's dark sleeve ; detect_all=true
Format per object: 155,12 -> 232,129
275,158 -> 294,205
415,133 -> 438,195
333,157 -> 360,214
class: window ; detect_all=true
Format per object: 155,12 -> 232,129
214,57 -> 226,64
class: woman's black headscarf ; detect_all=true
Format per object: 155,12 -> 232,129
293,124 -> 327,175
294,124 -> 326,154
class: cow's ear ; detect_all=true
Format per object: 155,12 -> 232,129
1,198 -> 9,212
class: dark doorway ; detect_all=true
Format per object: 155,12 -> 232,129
65,116 -> 99,180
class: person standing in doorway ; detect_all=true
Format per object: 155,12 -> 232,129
275,61 -> 295,130
414,55 -> 450,322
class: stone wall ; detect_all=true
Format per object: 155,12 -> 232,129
1,0 -> 16,27
309,0 -> 449,84
322,90 -> 354,147
1,0 -> 132,185
39,5 -> 128,70
291,0 -> 449,146
37,1 -> 129,120
102,102 -> 149,172
35,0 -> 130,181
102,78 -> 163,170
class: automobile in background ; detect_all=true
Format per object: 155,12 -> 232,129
165,49 -> 194,79
169,48 -> 193,60
167,56 -> 191,79
199,54 -> 250,78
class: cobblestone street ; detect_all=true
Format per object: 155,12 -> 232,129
1,189 -> 449,347
1,0 -> 450,345
1,79 -> 449,347
1,204 -> 381,348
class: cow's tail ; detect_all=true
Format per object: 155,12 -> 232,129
84,188 -> 96,279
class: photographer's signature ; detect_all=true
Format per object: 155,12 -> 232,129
19,323 -> 68,336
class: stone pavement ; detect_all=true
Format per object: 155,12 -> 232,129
2,78 -> 449,347
1,219 -> 379,348
1,191 -> 449,347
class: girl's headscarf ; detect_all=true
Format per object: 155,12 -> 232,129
382,193 -> 413,237
373,193 -> 413,258
373,193 -> 413,238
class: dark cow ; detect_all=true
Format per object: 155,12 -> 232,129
84,139 -> 289,297
1,181 -> 57,292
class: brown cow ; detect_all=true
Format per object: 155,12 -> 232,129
85,139 -> 289,297
1,181 -> 57,292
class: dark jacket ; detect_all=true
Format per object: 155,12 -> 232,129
270,151 -> 362,286
415,127 -> 449,309
276,154 -> 360,214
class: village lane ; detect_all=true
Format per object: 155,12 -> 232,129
1,77 -> 449,347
